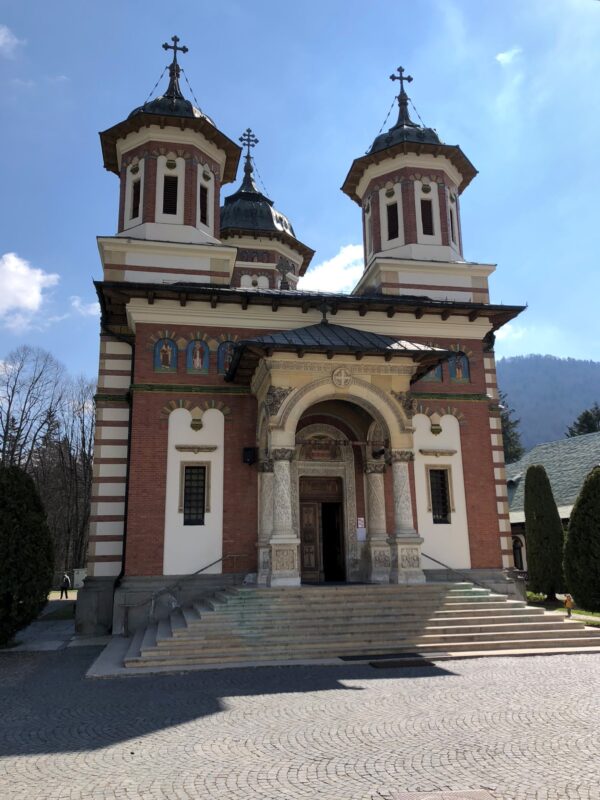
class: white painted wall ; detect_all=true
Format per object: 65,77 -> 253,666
413,413 -> 471,569
163,407 -> 224,575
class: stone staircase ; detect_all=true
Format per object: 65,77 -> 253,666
123,583 -> 600,669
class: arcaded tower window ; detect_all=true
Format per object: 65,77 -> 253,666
163,175 -> 178,215
420,198 -> 434,236
199,184 -> 209,226
387,202 -> 399,240
131,180 -> 141,220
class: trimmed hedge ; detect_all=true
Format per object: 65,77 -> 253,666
524,464 -> 565,600
564,466 -> 600,611
0,466 -> 54,645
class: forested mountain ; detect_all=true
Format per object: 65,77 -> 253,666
496,355 -> 600,451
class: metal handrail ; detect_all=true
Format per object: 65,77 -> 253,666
421,551 -> 510,596
123,553 -> 245,625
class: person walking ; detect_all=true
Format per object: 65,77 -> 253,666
60,573 -> 71,600
564,593 -> 575,618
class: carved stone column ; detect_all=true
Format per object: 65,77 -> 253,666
268,448 -> 300,587
388,450 -> 425,584
365,461 -> 390,583
257,459 -> 274,585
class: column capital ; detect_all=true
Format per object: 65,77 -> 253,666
390,449 -> 414,463
365,461 -> 386,474
271,447 -> 295,462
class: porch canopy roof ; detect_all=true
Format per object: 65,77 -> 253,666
225,321 -> 451,384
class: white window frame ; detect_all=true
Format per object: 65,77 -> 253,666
197,165 -> 214,233
415,180 -> 442,245
155,154 -> 185,225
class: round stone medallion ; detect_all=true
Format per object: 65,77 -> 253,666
332,367 -> 353,388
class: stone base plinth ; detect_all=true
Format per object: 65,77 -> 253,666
257,546 -> 271,586
389,535 -> 425,584
267,539 -> 301,587
367,539 -> 392,583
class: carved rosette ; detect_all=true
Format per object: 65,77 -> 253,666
265,387 -> 293,417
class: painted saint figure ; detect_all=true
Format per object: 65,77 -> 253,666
192,341 -> 203,370
160,341 -> 172,368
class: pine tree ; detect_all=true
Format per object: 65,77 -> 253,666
499,390 -> 524,464
524,464 -> 564,600
566,402 -> 600,437
0,466 -> 54,645
564,466 -> 600,611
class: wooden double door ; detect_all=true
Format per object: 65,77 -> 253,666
299,476 -> 346,583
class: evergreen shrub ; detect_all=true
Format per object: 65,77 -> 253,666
0,466 -> 54,645
524,464 -> 565,600
564,466 -> 600,611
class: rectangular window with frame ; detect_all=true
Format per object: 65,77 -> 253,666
163,175 -> 178,215
421,198 -> 434,236
200,185 -> 209,225
131,180 -> 141,219
386,202 -> 399,240
428,467 -> 451,524
181,464 -> 207,525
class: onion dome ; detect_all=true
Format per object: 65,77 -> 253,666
342,67 -> 477,203
369,67 -> 440,154
128,36 -> 214,124
220,129 -> 296,237
220,129 -> 314,274
99,37 -> 240,182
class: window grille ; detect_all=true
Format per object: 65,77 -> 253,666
163,175 -> 178,215
183,465 -> 206,525
429,468 -> 450,524
421,198 -> 434,235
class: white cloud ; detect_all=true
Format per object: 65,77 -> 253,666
10,77 -> 34,89
496,46 -> 523,67
0,25 -> 23,59
70,296 -> 100,317
0,252 -> 60,332
298,244 -> 364,294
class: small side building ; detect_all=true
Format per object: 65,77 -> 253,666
507,431 -> 600,570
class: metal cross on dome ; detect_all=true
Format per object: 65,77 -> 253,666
389,65 -> 413,95
162,35 -> 188,63
240,128 -> 259,158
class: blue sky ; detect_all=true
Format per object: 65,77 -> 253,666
1,0 -> 599,378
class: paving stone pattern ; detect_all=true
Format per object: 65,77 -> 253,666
0,649 -> 598,800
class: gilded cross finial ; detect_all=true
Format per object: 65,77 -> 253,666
390,66 -> 413,96
240,128 -> 259,159
162,35 -> 189,64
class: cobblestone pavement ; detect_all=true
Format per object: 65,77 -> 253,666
0,648 -> 598,800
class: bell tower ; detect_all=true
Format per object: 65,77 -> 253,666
343,68 -> 494,304
97,37 -> 241,285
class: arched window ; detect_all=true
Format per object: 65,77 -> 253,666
186,340 -> 209,374
448,353 -> 470,383
217,341 -> 235,375
154,339 -> 178,372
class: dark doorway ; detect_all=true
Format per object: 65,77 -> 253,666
321,502 -> 345,582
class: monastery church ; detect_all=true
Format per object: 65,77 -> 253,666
77,37 -> 526,641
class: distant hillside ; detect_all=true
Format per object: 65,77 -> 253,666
496,355 -> 600,451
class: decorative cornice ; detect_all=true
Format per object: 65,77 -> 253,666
419,448 -> 457,457
175,445 -> 217,453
